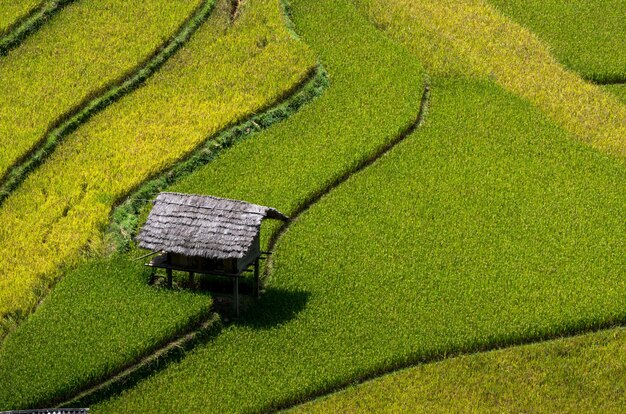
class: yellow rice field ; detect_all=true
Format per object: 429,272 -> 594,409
355,0 -> 626,159
0,0 -> 41,33
0,0 -> 315,333
0,0 -> 200,181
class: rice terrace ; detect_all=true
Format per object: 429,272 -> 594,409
0,0 -> 624,412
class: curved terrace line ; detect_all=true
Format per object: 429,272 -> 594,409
262,97 -> 626,414
0,0 -> 76,56
0,0 -> 216,206
57,315 -> 222,409
281,323 -> 626,413
53,78 -> 427,410
43,66 -> 327,409
107,65 -> 328,252
266,84 -> 430,263
585,74 -> 626,86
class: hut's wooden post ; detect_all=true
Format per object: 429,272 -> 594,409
233,275 -> 240,317
189,271 -> 195,287
166,253 -> 173,288
253,258 -> 260,298
166,268 -> 173,289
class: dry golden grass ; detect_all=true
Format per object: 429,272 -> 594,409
355,0 -> 626,159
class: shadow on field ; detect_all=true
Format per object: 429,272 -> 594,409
179,271 -> 310,329
231,287 -> 310,330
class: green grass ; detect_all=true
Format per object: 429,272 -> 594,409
0,255 -> 212,411
353,0 -> 626,159
97,79 -> 625,413
0,0 -> 422,405
0,0 -> 201,181
289,327 -> 626,413
158,0 -> 425,221
0,0 -> 41,33
0,1 -> 76,56
92,2 -> 623,413
488,0 -> 626,83
0,0 -> 314,330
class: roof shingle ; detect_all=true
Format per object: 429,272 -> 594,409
136,192 -> 288,259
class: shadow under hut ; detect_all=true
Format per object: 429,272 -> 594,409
136,192 -> 289,316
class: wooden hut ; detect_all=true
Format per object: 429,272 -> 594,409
136,192 -> 289,315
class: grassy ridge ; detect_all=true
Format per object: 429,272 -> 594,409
354,0 -> 626,159
85,0 -> 427,411
96,77 -> 625,413
0,0 -> 41,33
488,0 -> 626,83
0,0 -> 76,56
0,0 -> 217,205
0,0 -> 201,182
290,327 -> 626,413
0,256 -> 212,411
0,0 -> 424,405
0,0 -> 315,333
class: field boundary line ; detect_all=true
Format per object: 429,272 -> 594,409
585,75 -> 626,86
0,0 -> 76,56
265,83 -> 431,274
58,74 -> 421,411
256,83 -> 626,413
276,321 -> 626,413
107,65 -> 328,252
0,0 -> 215,206
25,65 -> 327,409
56,313 -> 222,409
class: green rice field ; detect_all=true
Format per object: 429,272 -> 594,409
0,0 -> 314,331
92,77 -> 626,414
290,327 -> 626,413
0,0 -> 624,412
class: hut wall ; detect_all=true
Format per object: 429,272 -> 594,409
236,233 -> 260,272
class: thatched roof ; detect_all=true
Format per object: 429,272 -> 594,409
137,192 -> 288,259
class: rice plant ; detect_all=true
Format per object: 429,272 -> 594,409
94,77 -> 625,414
0,256 -> 213,410
290,327 -> 626,413
0,0 -> 201,182
0,0 -> 421,408
0,0 -> 315,334
0,0 -> 41,33
353,0 -> 626,159
604,84 -> 626,104
489,0 -> 626,83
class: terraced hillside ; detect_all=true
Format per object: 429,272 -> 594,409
292,327 -> 626,413
0,0 -> 315,335
0,0 -> 624,413
0,0 -> 203,183
489,0 -> 626,83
